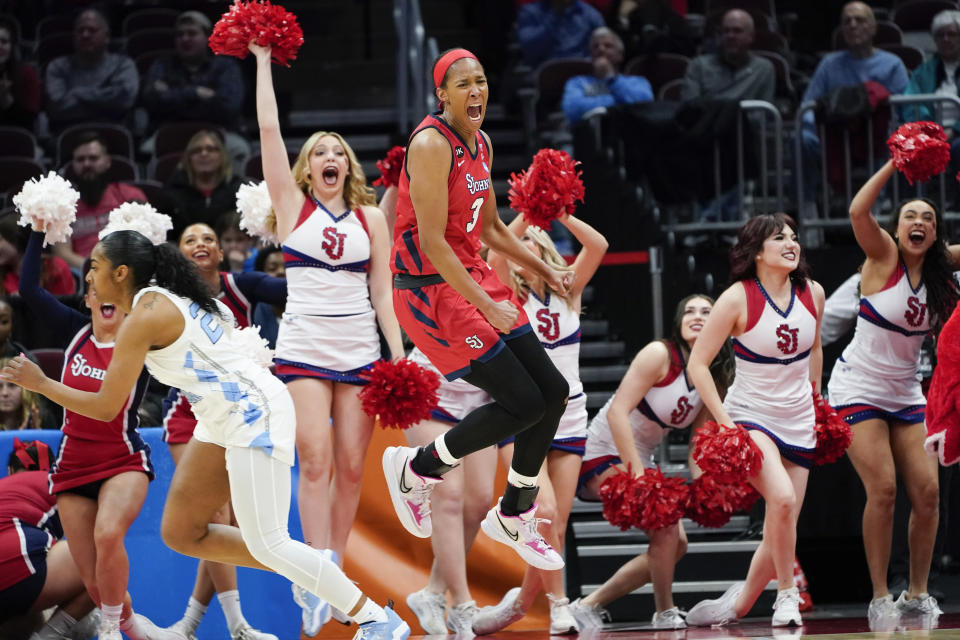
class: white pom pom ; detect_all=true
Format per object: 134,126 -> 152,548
232,326 -> 274,369
12,172 -> 79,247
98,202 -> 173,246
236,181 -> 279,246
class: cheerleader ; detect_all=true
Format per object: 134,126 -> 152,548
0,440 -> 95,640
402,347 -> 497,635
251,41 -> 404,635
473,212 -> 606,634
17,227 -> 179,640
685,213 -> 825,628
828,161 -> 959,621
575,294 -> 732,629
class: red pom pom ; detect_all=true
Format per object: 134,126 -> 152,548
507,148 -> 585,230
692,421 -> 764,483
812,386 -> 853,465
373,146 -> 405,188
209,0 -> 304,66
358,359 -> 441,429
599,466 -> 688,531
599,466 -> 643,531
685,474 -> 756,528
887,121 -> 950,186
633,467 -> 689,531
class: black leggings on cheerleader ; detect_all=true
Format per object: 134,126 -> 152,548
445,331 -> 569,476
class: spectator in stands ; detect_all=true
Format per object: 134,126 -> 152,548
162,130 -> 243,239
0,298 -> 32,360
903,10 -> 960,204
561,27 -> 653,123
215,211 -> 255,273
141,10 -> 249,172
252,245 -> 285,349
0,442 -> 97,640
55,132 -> 147,269
680,9 -> 774,223
0,14 -> 40,129
0,359 -> 44,429
680,9 -> 774,102
0,216 -> 74,296
799,2 -> 908,208
44,8 -> 138,132
610,0 -> 696,58
516,0 -> 606,69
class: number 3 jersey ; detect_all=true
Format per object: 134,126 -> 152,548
392,113 -> 491,276
724,278 -> 817,451
132,287 -> 294,465
585,341 -> 701,465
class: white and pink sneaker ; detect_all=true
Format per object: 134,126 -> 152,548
382,446 -> 441,538
480,498 -> 564,570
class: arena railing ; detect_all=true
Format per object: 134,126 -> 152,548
794,93 -> 960,238
393,0 -> 436,133
655,99 -> 784,235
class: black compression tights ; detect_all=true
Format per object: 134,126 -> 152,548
433,331 -> 569,477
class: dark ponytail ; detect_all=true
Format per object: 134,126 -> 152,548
99,230 -> 220,316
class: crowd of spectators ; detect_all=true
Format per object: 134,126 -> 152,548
508,0 -> 960,222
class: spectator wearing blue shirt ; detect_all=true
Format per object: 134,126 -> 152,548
562,27 -> 653,122
799,2 -> 908,205
517,0 -> 606,69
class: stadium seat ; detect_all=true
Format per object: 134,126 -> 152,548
0,126 -> 37,158
30,348 -> 65,381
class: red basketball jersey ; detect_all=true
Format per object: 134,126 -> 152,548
392,114 -> 492,276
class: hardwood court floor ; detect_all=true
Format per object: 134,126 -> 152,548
398,611 -> 960,640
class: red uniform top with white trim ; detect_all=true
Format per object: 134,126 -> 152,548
392,113 -> 491,276
0,471 -> 61,590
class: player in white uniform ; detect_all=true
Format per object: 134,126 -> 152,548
402,347 -> 498,635
0,230 -> 410,640
574,295 -> 731,630
828,161 -> 960,623
476,212 -> 607,635
251,43 -> 405,635
685,213 -> 825,629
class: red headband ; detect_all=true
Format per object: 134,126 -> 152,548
432,49 -> 479,89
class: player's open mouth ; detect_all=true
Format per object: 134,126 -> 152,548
467,104 -> 482,120
322,166 -> 339,185
101,304 -> 115,319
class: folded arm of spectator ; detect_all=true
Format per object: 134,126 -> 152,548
142,57 -> 243,125
562,74 -> 652,122
233,271 -> 287,306
73,57 -> 138,111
